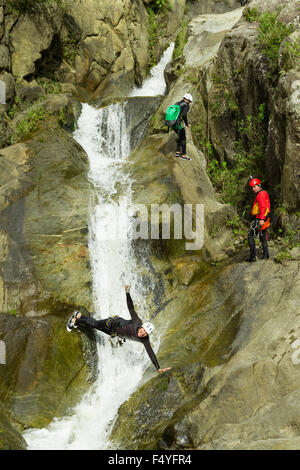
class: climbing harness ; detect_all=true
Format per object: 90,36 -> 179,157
109,333 -> 126,348
250,218 -> 271,238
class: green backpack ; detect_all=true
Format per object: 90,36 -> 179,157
164,104 -> 181,127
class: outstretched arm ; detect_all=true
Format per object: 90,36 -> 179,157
143,338 -> 160,370
124,285 -> 139,322
143,339 -> 172,374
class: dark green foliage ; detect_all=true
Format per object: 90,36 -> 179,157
246,9 -> 295,77
7,0 -> 63,13
207,104 -> 267,215
147,0 -> 170,14
257,12 -> 295,75
11,105 -> 46,144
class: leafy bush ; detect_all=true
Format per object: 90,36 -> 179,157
37,77 -> 62,94
244,7 -> 259,23
147,0 -> 170,14
11,105 -> 46,143
246,9 -> 295,77
147,7 -> 159,70
211,70 -> 238,117
280,38 -> 300,72
172,20 -> 188,62
207,105 -> 267,213
257,12 -> 295,76
7,0 -> 63,13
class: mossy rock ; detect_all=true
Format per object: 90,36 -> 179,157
110,265 -> 243,449
0,126 -> 93,315
0,313 -> 96,429
0,408 -> 27,450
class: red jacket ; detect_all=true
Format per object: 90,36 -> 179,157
251,190 -> 270,220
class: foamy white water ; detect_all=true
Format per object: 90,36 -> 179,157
23,44 -> 173,450
130,42 -> 174,97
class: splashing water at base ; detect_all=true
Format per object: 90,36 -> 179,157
23,44 -> 173,450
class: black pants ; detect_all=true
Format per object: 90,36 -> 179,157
240,0 -> 248,6
248,228 -> 269,260
173,125 -> 186,154
77,315 -> 114,335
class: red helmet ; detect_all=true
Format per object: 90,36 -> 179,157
249,178 -> 261,187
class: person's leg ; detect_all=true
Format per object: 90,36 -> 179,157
248,229 -> 256,261
172,125 -> 181,153
178,127 -> 186,155
259,229 -> 269,258
76,315 -> 111,333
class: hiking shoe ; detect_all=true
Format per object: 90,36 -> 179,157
67,317 -> 76,332
180,154 -> 191,161
66,311 -> 80,332
245,258 -> 256,262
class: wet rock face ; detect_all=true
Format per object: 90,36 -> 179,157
267,72 -> 300,212
0,408 -> 27,450
0,126 -> 93,315
0,119 -> 97,441
0,313 -> 95,430
111,260 -> 300,450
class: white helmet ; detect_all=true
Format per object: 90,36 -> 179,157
142,321 -> 155,335
183,93 -> 193,102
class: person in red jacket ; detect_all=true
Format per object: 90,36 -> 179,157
246,177 -> 271,262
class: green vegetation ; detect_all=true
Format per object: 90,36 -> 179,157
63,37 -> 80,67
244,7 -> 259,23
258,12 -> 295,75
225,214 -> 247,240
58,107 -> 67,127
172,20 -> 188,63
7,96 -> 22,119
207,104 -> 266,212
146,1 -> 170,71
37,77 -> 62,94
211,70 -> 238,117
245,9 -> 296,77
147,0 -> 170,14
7,0 -> 64,13
275,250 -> 293,263
280,38 -> 300,73
147,8 -> 159,70
11,105 -> 46,144
8,309 -> 17,315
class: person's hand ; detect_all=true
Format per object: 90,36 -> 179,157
157,367 -> 172,373
259,220 -> 264,226
124,284 -> 130,292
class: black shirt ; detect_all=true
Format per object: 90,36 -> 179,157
175,99 -> 190,126
111,293 -> 160,370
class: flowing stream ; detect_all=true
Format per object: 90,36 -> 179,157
23,43 -> 174,450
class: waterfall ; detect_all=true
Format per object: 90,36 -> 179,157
130,42 -> 174,97
23,43 -> 174,450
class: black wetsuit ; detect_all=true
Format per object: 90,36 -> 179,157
76,292 -> 160,370
172,99 -> 190,154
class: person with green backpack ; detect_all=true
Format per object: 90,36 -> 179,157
164,93 -> 193,160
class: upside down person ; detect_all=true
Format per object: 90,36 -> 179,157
67,284 -> 171,374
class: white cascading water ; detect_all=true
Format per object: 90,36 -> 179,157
130,43 -> 174,97
23,43 -> 174,450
